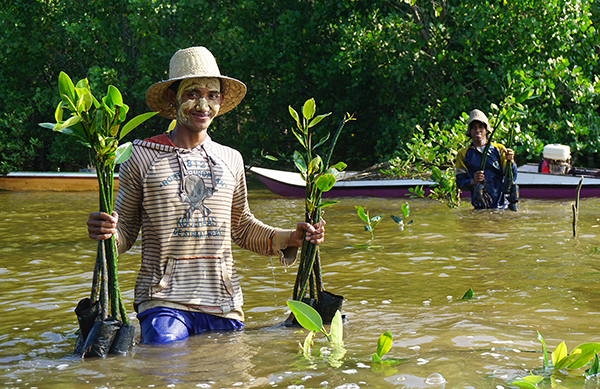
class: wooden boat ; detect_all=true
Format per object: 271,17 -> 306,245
249,164 -> 600,199
0,172 -> 119,192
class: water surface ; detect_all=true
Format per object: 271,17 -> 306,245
1,184 -> 600,388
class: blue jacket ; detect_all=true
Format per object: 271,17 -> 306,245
455,142 -> 517,209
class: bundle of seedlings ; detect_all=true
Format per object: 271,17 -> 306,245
40,72 -> 157,357
284,98 -> 353,325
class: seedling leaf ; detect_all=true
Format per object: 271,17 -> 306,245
461,288 -> 474,300
376,331 -> 393,358
287,300 -> 323,333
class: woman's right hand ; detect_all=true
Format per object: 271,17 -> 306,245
87,211 -> 118,241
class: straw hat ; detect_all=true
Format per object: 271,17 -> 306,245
466,109 -> 491,137
145,47 -> 247,119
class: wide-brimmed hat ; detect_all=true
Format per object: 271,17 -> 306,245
466,109 -> 491,137
145,46 -> 247,119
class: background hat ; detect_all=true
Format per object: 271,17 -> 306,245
145,47 -> 247,119
466,109 -> 491,137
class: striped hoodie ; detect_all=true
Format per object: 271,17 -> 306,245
113,134 -> 297,321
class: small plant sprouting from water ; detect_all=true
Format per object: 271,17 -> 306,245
390,203 -> 412,231
286,300 -> 345,367
372,331 -> 403,366
461,288 -> 474,300
354,206 -> 384,248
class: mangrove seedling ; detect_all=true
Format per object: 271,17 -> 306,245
40,72 -> 158,357
288,98 -> 354,322
509,374 -> 544,389
537,331 -> 600,373
355,205 -> 384,246
372,331 -> 403,366
391,202 -> 412,230
287,300 -> 345,367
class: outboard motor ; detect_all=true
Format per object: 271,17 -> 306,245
539,144 -> 571,174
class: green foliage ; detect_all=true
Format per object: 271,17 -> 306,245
2,0 -> 600,172
390,203 -> 412,230
286,300 -> 345,367
40,71 -> 157,323
461,288 -> 474,300
354,206 -> 384,246
289,98 -> 354,302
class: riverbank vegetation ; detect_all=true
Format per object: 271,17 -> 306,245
1,0 -> 599,174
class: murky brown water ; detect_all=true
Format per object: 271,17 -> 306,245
2,182 -> 600,388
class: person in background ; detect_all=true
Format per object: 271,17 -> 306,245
455,109 -> 517,209
86,46 -> 325,344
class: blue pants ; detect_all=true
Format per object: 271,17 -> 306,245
137,306 -> 244,344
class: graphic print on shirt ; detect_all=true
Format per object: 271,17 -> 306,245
180,174 -> 213,218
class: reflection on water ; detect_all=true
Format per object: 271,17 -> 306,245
2,184 -> 600,388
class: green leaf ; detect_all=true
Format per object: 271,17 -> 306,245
401,203 -> 410,219
355,206 -> 369,223
288,106 -> 300,127
293,151 -> 307,174
584,353 -> 600,377
370,215 -> 384,229
329,310 -> 343,346
461,288 -> 474,300
315,173 -> 336,192
114,142 -> 133,165
390,215 -> 403,224
103,85 -> 123,110
38,122 -> 57,130
329,161 -> 347,171
521,375 -> 544,385
319,200 -> 339,208
54,101 -> 64,123
58,72 -> 76,108
567,343 -> 600,369
376,331 -> 393,358
286,300 -> 323,333
301,331 -> 314,358
55,115 -> 82,131
302,98 -> 316,120
552,341 -> 568,368
292,129 -> 306,149
313,132 -> 331,150
510,382 -> 537,389
307,155 -> 322,176
308,113 -> 332,129
538,331 -> 549,368
555,348 -> 581,370
119,111 -> 159,140
372,353 -> 383,363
